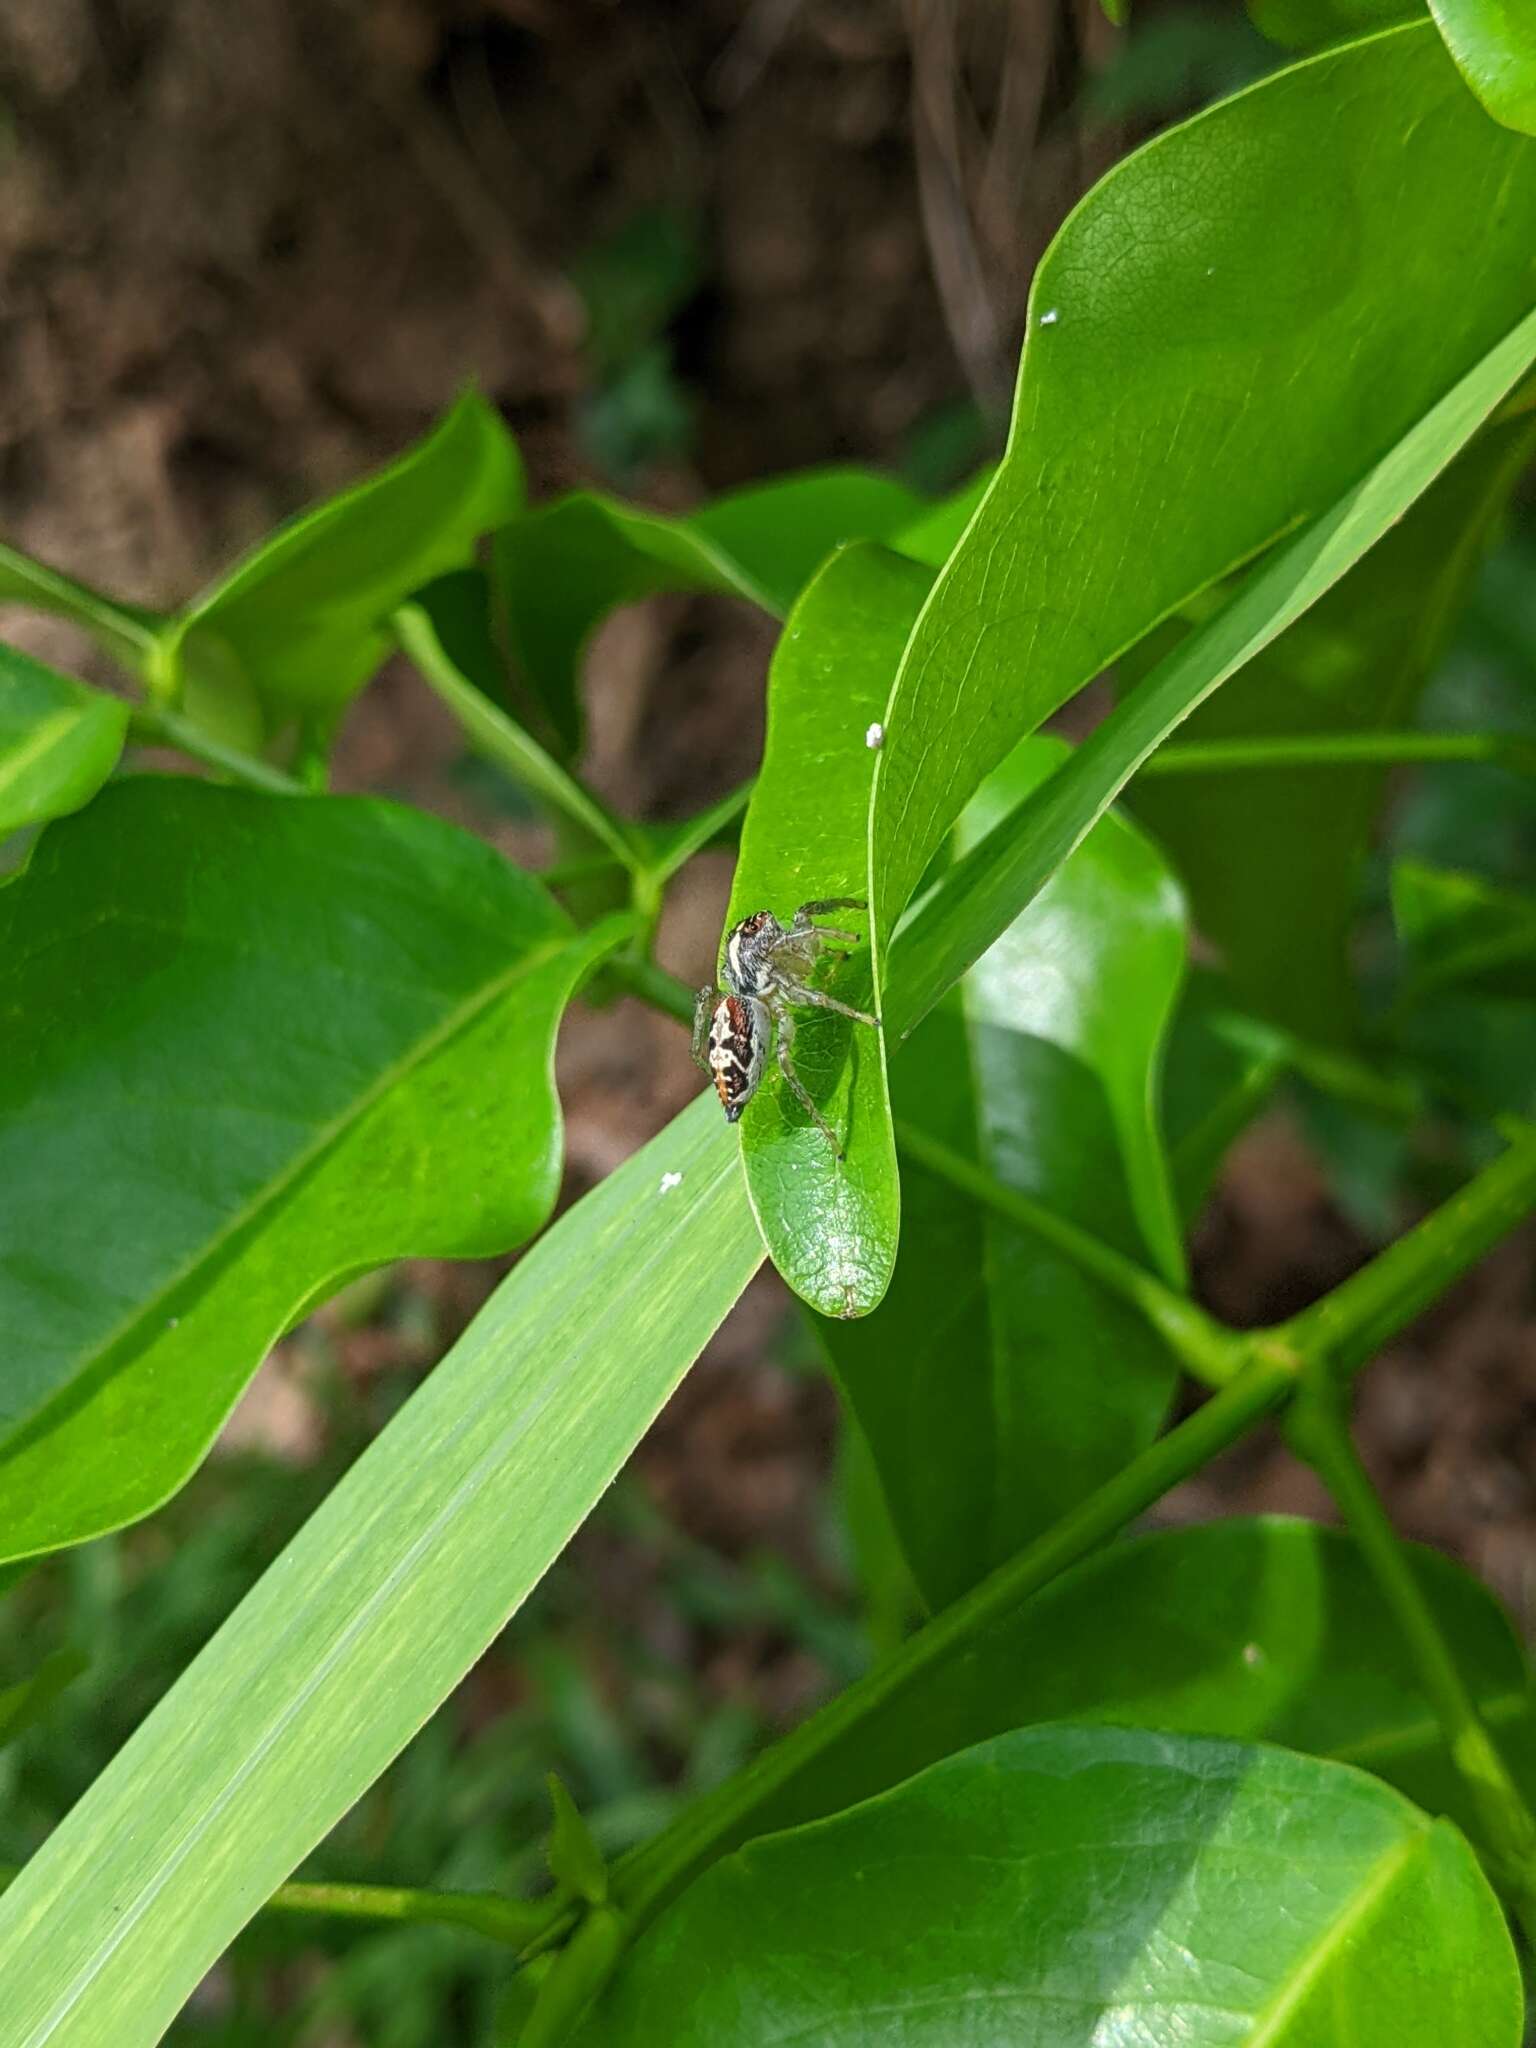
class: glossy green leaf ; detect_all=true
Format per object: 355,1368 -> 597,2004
732,1517 -> 1536,1853
0,540 -> 162,675
0,1095 -> 763,2045
1122,416 -> 1536,1045
820,737 -> 1187,1607
725,545 -> 932,1319
1428,0 -> 1536,134
870,21 -> 1536,980
494,468 -> 926,756
885,302 -> 1536,1041
1393,859 -> 1536,1002
0,778 -> 623,1560
164,391 -> 524,716
0,644 -> 129,835
587,1723 -> 1520,2045
393,569 -> 639,871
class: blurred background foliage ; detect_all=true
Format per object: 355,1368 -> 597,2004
0,1 -> 1532,2038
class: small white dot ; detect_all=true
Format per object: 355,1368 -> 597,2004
167,1317 -> 180,1330
658,1171 -> 683,1193
1039,308 -> 1059,326
1242,1642 -> 1264,1668
865,722 -> 884,750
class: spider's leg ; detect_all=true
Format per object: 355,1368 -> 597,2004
690,986 -> 718,1072
778,981 -> 880,1030
774,1008 -> 842,1157
797,896 -> 867,917
809,924 -> 860,946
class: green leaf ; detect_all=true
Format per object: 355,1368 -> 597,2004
393,569 -> 639,871
1428,0 -> 1536,133
585,1723 -> 1521,2045
725,544 -> 931,1319
869,20 -> 1536,982
494,468 -> 927,756
1121,414 -> 1536,1045
884,302 -> 1536,1041
0,778 -> 623,1560
165,391 -> 524,717
819,736 -> 1187,1607
1247,0 -> 1422,45
0,643 -> 129,834
731,1517 -> 1536,1854
0,540 -> 162,675
0,1094 -> 763,2045
547,1776 -> 608,1906
1393,859 -> 1536,1003
1388,862 -> 1536,1120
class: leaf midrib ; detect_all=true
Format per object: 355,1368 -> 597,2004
1241,1826 -> 1420,2047
0,920 -> 591,1455
0,707 -> 97,794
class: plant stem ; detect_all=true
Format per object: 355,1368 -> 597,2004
539,853 -> 631,890
0,1865 -> 545,1948
1281,1124 -> 1536,1379
604,955 -> 697,1025
1289,1387 -> 1536,1937
1140,731 -> 1536,778
128,707 -> 307,796
893,1118 -> 1245,1388
606,1347 -> 1298,1938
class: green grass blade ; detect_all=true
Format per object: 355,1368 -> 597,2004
0,1096 -> 762,2046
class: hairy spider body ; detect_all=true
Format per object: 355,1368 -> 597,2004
702,992 -> 767,1123
692,897 -> 879,1155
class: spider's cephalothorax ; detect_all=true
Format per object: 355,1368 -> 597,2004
691,897 -> 880,1156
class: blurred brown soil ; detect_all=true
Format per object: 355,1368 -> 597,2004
3,0 -> 1534,1703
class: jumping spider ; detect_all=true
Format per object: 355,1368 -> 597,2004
692,897 -> 880,1157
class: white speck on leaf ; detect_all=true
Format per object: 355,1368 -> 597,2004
658,1171 -> 683,1193
1039,308 -> 1059,326
865,722 -> 884,750
1242,1642 -> 1265,1668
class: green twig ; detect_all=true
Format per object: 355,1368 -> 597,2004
893,1117 -> 1245,1388
1289,1386 -> 1536,1937
128,707 -> 306,796
1281,1124 -> 1536,1379
604,954 -> 697,1026
1141,731 -> 1536,779
538,852 -> 631,890
604,1348 -> 1299,1941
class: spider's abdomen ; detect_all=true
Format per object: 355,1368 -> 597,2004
708,993 -> 767,1122
722,910 -> 783,998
